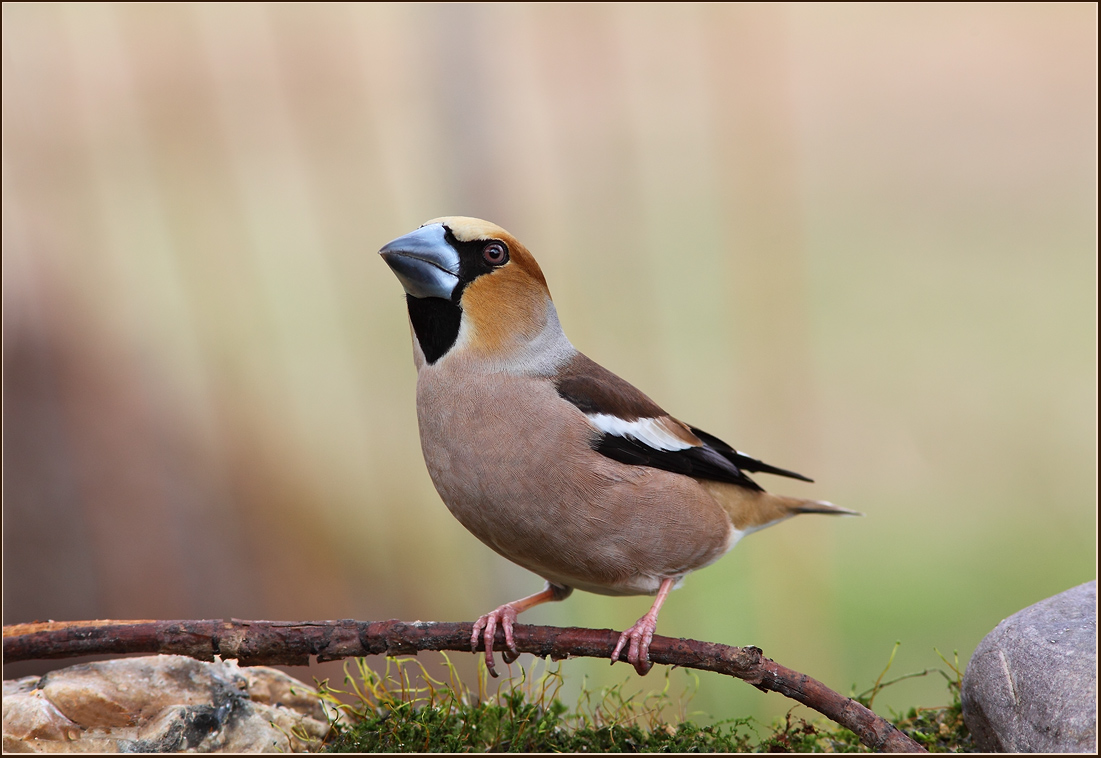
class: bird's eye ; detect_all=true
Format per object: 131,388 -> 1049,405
482,242 -> 508,266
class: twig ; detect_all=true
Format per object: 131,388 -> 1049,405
3,619 -> 925,752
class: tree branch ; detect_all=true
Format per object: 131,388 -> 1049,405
3,619 -> 924,752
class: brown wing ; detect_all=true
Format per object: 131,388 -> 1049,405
553,353 -> 811,489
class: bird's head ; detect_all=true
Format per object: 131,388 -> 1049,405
380,217 -> 571,371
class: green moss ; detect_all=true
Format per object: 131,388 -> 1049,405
317,648 -> 976,753
877,649 -> 975,753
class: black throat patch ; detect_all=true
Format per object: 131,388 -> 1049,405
406,295 -> 462,364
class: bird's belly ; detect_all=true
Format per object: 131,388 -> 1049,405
416,371 -> 732,595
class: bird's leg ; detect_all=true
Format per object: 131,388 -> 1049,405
472,582 -> 572,678
611,577 -> 675,676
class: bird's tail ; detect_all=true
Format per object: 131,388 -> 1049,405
783,498 -> 863,517
699,480 -> 863,529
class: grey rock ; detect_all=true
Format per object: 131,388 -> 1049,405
2,655 -> 333,753
962,580 -> 1097,753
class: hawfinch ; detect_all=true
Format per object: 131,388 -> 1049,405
379,217 -> 859,677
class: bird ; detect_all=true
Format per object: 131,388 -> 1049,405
378,216 -> 860,677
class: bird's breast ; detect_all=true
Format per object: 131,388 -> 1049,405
414,360 -> 733,595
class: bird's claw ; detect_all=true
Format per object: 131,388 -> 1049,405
611,616 -> 657,676
472,604 -> 520,678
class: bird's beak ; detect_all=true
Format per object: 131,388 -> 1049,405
379,223 -> 461,300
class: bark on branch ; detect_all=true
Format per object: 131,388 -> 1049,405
3,619 -> 924,752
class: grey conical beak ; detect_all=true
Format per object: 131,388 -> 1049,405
379,223 -> 461,300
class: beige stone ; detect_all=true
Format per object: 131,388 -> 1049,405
240,666 -> 328,723
2,689 -> 83,742
2,655 -> 330,753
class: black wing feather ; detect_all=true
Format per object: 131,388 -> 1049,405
688,425 -> 814,483
593,433 -> 765,491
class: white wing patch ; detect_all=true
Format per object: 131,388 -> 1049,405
586,414 -> 696,452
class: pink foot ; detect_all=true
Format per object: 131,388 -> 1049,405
471,584 -> 572,678
610,577 -> 675,676
472,603 -> 520,678
611,614 -> 658,675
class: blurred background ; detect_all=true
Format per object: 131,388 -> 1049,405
3,2 -> 1095,725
